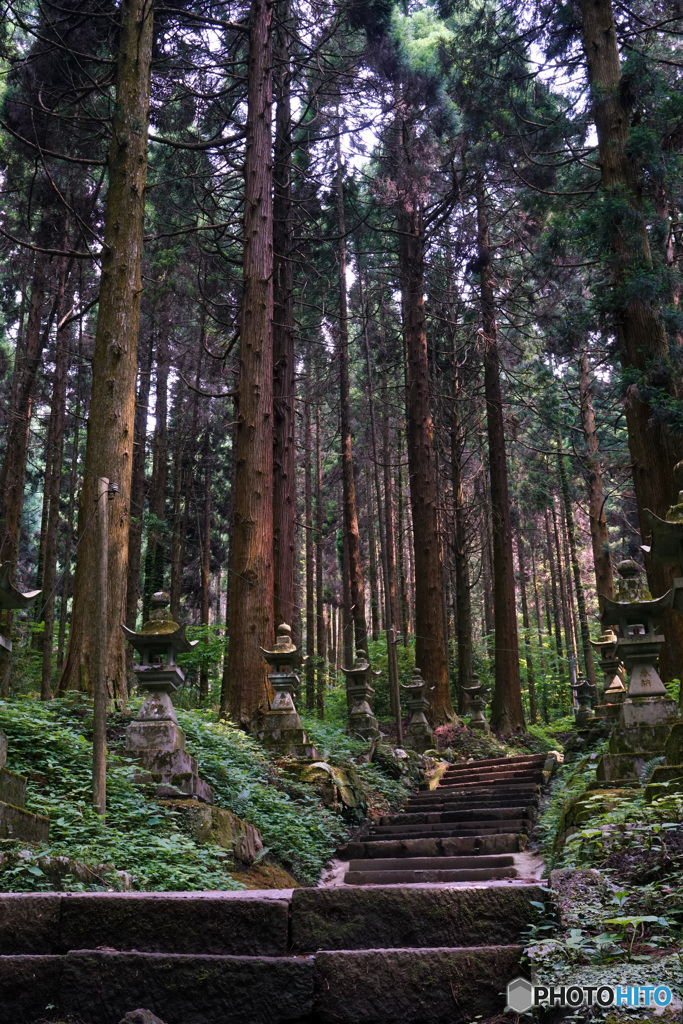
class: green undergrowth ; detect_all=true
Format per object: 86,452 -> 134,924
524,733 -> 683,1020
0,697 -> 416,892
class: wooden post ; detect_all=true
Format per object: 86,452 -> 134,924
93,476 -> 109,817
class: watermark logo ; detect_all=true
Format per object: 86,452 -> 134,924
506,977 -> 673,1013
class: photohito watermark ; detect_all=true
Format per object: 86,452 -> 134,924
506,977 -> 673,1013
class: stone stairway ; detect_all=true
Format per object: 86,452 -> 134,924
341,753 -> 546,885
0,883 -> 545,1024
0,753 -> 551,1024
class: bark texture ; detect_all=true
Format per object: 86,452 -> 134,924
578,348 -> 613,599
59,0 -> 154,697
476,189 -> 524,733
221,0 -> 274,726
398,202 -> 454,724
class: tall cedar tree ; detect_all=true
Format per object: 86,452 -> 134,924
59,0 -> 154,697
221,0 -> 275,726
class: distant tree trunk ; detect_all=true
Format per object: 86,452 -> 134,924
59,0 -> 153,698
222,0 -> 275,727
544,509 -> 566,684
40,264 -> 73,699
578,0 -> 683,682
126,330 -> 153,640
578,348 -> 613,599
478,470 -> 495,670
272,0 -> 296,628
305,397 -> 315,710
315,405 -> 326,716
335,131 -> 367,653
551,502 -> 575,682
57,323 -> 84,669
0,259 -> 47,569
397,200 -> 454,723
476,186 -> 523,734
396,432 -> 409,645
451,397 -> 474,714
199,445 -> 211,702
557,438 -> 597,688
143,322 -> 169,619
516,532 -> 538,724
170,345 -> 201,620
341,533 -> 353,670
366,466 -> 380,641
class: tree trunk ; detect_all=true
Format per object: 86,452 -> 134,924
57,320 -> 84,669
272,0 -> 296,628
221,0 -> 274,726
315,405 -> 326,716
199,444 -> 211,702
578,0 -> 683,681
544,509 -> 566,685
304,397 -> 315,710
476,187 -> 524,733
398,202 -> 454,724
396,436 -> 410,645
170,345 -> 202,621
557,438 -> 598,688
366,466 -> 380,641
126,329 -> 153,643
578,348 -> 613,599
516,533 -> 538,724
143,321 -> 169,619
0,259 -> 47,569
40,264 -> 73,699
59,0 -> 153,698
335,133 -> 367,654
451,397 -> 474,714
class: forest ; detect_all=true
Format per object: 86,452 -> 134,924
1,0 -> 683,735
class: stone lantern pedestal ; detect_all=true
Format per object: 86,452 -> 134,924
589,630 -> 626,720
342,650 -> 380,741
254,624 -> 318,759
462,677 -> 490,733
596,563 -> 678,786
124,593 -> 213,803
401,668 -> 433,753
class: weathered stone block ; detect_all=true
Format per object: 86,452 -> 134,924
0,730 -> 7,768
644,764 -> 683,802
0,953 -> 63,1024
608,724 -> 673,755
0,800 -> 49,843
0,767 -> 26,807
126,719 -> 185,753
314,946 -> 525,1024
291,884 -> 544,951
60,893 -> 287,956
617,697 -> 678,729
0,894 -> 61,953
61,950 -> 315,1024
136,749 -> 198,776
159,801 -> 263,864
119,1011 -> 169,1024
665,722 -> 683,764
596,752 -> 657,785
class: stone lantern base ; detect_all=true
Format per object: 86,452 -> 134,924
596,696 -> 679,786
348,710 -> 379,742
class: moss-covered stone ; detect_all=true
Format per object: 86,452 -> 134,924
291,884 -> 544,951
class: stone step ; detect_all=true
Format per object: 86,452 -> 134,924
440,770 -> 544,786
406,795 -> 539,812
0,945 -> 528,1024
290,885 -> 544,950
344,866 -> 518,884
0,892 -> 291,956
444,754 -> 546,771
370,820 -> 530,840
348,854 -> 515,871
381,806 -> 530,825
412,781 -> 540,798
340,833 -> 523,860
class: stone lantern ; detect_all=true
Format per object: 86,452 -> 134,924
401,667 -> 433,752
596,561 -> 678,787
572,674 -> 595,728
462,676 -> 491,733
589,630 -> 625,719
341,650 -> 380,741
123,592 -> 213,802
255,624 -> 318,759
